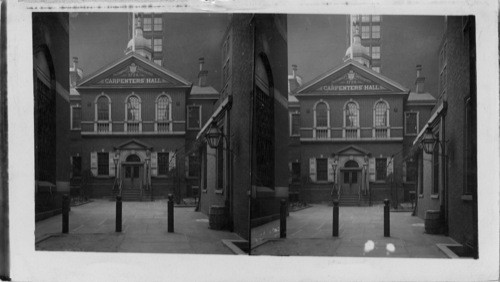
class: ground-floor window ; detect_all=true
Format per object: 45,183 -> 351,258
405,159 -> 417,182
72,156 -> 82,178
158,152 -> 169,176
188,155 -> 200,177
97,152 -> 109,176
432,135 -> 440,194
291,162 -> 301,182
316,158 -> 328,181
375,158 -> 387,181
217,135 -> 224,190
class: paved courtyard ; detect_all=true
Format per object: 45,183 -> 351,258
35,199 -> 242,254
251,204 -> 457,257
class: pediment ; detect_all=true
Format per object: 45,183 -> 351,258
115,139 -> 153,151
297,61 -> 408,95
337,145 -> 369,156
77,54 -> 191,89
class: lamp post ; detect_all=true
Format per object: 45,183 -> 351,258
363,155 -> 369,206
332,157 -> 338,198
113,150 -> 120,179
205,121 -> 223,149
421,127 -> 437,154
146,150 -> 152,201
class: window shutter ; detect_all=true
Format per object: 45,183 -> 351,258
185,157 -> 189,177
309,158 -> 316,182
169,151 -> 176,171
387,157 -> 394,176
327,158 -> 334,182
90,152 -> 98,176
108,153 -> 115,177
369,158 -> 375,181
151,152 -> 158,176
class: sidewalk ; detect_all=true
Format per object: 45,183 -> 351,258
251,204 -> 456,258
35,199 -> 241,254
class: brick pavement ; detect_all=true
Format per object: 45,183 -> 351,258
251,204 -> 457,257
35,199 -> 242,254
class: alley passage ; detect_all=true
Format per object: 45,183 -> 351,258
35,200 -> 241,254
251,205 -> 456,257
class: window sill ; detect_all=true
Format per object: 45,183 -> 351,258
431,194 -> 439,199
202,189 -> 207,194
215,190 -> 224,195
418,194 -> 424,198
461,195 -> 473,201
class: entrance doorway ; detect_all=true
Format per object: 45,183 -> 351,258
341,160 -> 361,195
122,154 -> 143,190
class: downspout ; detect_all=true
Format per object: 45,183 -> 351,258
248,15 -> 256,254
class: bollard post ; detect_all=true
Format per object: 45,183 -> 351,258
384,198 -> 390,237
62,194 -> 69,234
168,194 -> 174,233
115,195 -> 122,232
332,199 -> 339,237
280,199 -> 287,238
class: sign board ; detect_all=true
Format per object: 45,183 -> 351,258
315,70 -> 388,93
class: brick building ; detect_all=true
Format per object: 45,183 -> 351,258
69,16 -> 220,202
197,14 -> 288,240
288,22 -> 435,206
410,16 -> 477,257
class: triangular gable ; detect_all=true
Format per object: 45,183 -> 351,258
297,60 -> 408,95
336,145 -> 370,156
77,53 -> 192,89
114,139 -> 153,151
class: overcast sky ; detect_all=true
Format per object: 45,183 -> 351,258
70,13 -> 444,95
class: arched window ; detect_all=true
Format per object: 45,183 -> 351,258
345,101 -> 359,127
314,100 -> 330,139
97,96 -> 110,121
156,94 -> 172,132
344,160 -> 359,168
126,95 -> 141,121
125,94 -> 141,132
126,154 -> 141,162
373,100 -> 390,138
94,94 -> 111,132
343,100 -> 359,139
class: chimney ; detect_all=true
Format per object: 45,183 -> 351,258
72,57 -> 78,70
289,64 -> 300,93
415,64 -> 425,93
292,64 -> 297,78
198,57 -> 208,87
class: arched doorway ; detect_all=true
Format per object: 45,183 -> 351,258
341,160 -> 361,195
122,154 -> 142,190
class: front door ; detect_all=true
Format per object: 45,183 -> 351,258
341,170 -> 360,194
123,165 -> 142,190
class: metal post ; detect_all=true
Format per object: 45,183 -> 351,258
332,199 -> 339,237
115,195 -> 122,232
280,199 -> 286,238
62,194 -> 69,234
168,194 -> 174,233
384,198 -> 390,237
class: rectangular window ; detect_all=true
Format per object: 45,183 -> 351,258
375,158 -> 387,181
464,97 -> 476,195
405,112 -> 418,135
202,148 -> 207,190
158,152 -> 169,176
418,154 -> 424,194
188,155 -> 200,177
143,17 -> 152,31
432,132 -> 440,195
362,15 -> 370,22
154,59 -> 162,66
154,39 -> 162,52
371,46 -> 380,59
372,66 -> 380,73
361,26 -> 370,39
371,25 -> 380,39
71,105 -> 81,130
406,160 -> 417,182
153,17 -> 162,31
316,158 -> 328,181
372,15 -> 381,22
217,135 -> 224,190
187,105 -> 201,129
72,156 -> 82,178
291,162 -> 301,182
97,152 -> 109,176
291,113 -> 300,136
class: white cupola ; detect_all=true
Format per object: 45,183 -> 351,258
125,17 -> 152,60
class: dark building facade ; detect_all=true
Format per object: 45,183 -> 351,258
33,13 -> 70,216
411,16 -> 477,257
197,14 -> 288,240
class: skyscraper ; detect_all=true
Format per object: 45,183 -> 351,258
346,15 -> 382,73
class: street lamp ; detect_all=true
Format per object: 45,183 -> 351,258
113,150 -> 120,179
421,127 -> 437,154
205,121 -> 223,149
